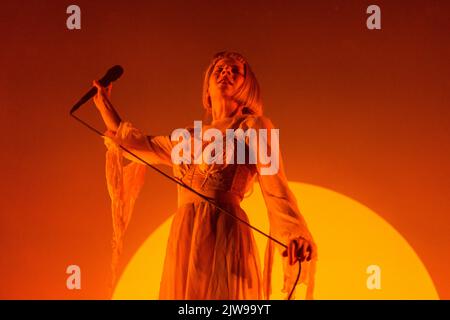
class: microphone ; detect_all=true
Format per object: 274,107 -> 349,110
70,65 -> 124,114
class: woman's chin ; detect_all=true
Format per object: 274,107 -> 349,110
218,88 -> 235,97
210,86 -> 235,100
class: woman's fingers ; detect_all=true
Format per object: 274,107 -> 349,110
289,239 -> 298,265
93,80 -> 103,95
92,80 -> 112,98
302,242 -> 309,262
92,80 -> 114,113
306,244 -> 313,261
296,238 -> 306,262
92,80 -> 103,104
106,83 -> 112,97
283,238 -> 314,264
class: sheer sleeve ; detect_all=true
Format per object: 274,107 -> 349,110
104,120 -> 174,167
102,120 -> 173,290
243,116 -> 318,300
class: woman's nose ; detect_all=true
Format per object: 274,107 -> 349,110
221,66 -> 232,76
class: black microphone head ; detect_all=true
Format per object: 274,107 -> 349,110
70,65 -> 125,114
98,65 -> 124,87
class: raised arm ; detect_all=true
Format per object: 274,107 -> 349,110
93,80 -> 122,132
92,80 -> 173,166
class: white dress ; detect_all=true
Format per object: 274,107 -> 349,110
103,114 -> 317,299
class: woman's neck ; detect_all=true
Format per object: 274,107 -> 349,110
211,96 -> 242,122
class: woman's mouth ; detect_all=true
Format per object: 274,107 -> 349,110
219,78 -> 232,85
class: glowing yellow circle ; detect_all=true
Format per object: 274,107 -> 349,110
113,182 -> 438,299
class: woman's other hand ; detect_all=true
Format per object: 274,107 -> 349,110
282,237 -> 314,265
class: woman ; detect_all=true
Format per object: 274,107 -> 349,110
94,51 -> 317,300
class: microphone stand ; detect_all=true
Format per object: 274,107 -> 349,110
70,108 -> 302,300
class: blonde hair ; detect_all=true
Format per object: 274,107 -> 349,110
202,51 -> 263,116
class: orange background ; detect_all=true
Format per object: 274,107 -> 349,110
0,0 -> 449,299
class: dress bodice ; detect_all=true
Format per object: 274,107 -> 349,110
172,115 -> 259,201
178,163 -> 257,201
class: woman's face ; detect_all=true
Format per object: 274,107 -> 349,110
208,58 -> 245,100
